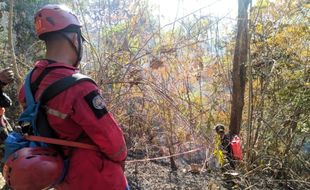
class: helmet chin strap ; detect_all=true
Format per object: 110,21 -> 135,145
60,32 -> 83,67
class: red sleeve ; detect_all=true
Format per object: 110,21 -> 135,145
71,82 -> 127,161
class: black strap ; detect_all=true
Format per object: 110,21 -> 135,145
31,68 -> 53,95
30,66 -> 75,95
39,73 -> 96,105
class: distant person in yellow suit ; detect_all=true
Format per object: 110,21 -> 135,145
213,125 -> 225,167
213,124 -> 235,169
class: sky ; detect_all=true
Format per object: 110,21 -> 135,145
148,0 -> 240,25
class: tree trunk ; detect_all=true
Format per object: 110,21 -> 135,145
246,0 -> 253,162
8,0 -> 22,95
229,0 -> 250,136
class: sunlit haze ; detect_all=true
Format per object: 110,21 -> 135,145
148,0 -> 239,25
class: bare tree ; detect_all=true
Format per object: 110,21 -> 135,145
8,0 -> 22,95
229,0 -> 250,136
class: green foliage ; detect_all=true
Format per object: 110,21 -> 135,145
249,0 -> 309,180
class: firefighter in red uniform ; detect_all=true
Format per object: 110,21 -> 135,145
18,4 -> 128,190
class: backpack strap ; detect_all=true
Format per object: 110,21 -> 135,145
24,135 -> 100,152
23,69 -> 36,107
24,66 -> 74,106
39,73 -> 96,105
30,66 -> 72,95
33,73 -> 95,138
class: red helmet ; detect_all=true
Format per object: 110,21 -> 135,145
34,4 -> 81,39
3,147 -> 64,190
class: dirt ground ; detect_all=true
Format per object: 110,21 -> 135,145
2,156 -> 306,190
0,161 -> 227,190
124,158 -> 233,190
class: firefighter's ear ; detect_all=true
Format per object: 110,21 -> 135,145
71,33 -> 79,47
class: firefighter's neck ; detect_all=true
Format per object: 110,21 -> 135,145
45,36 -> 77,66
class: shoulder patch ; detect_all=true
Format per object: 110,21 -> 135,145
84,90 -> 108,119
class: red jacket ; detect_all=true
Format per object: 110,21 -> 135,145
19,60 -> 128,190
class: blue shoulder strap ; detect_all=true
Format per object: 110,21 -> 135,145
24,69 -> 36,107
18,69 -> 41,135
18,69 -> 46,149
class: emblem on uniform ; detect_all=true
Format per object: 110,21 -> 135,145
92,95 -> 105,109
85,90 -> 108,119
